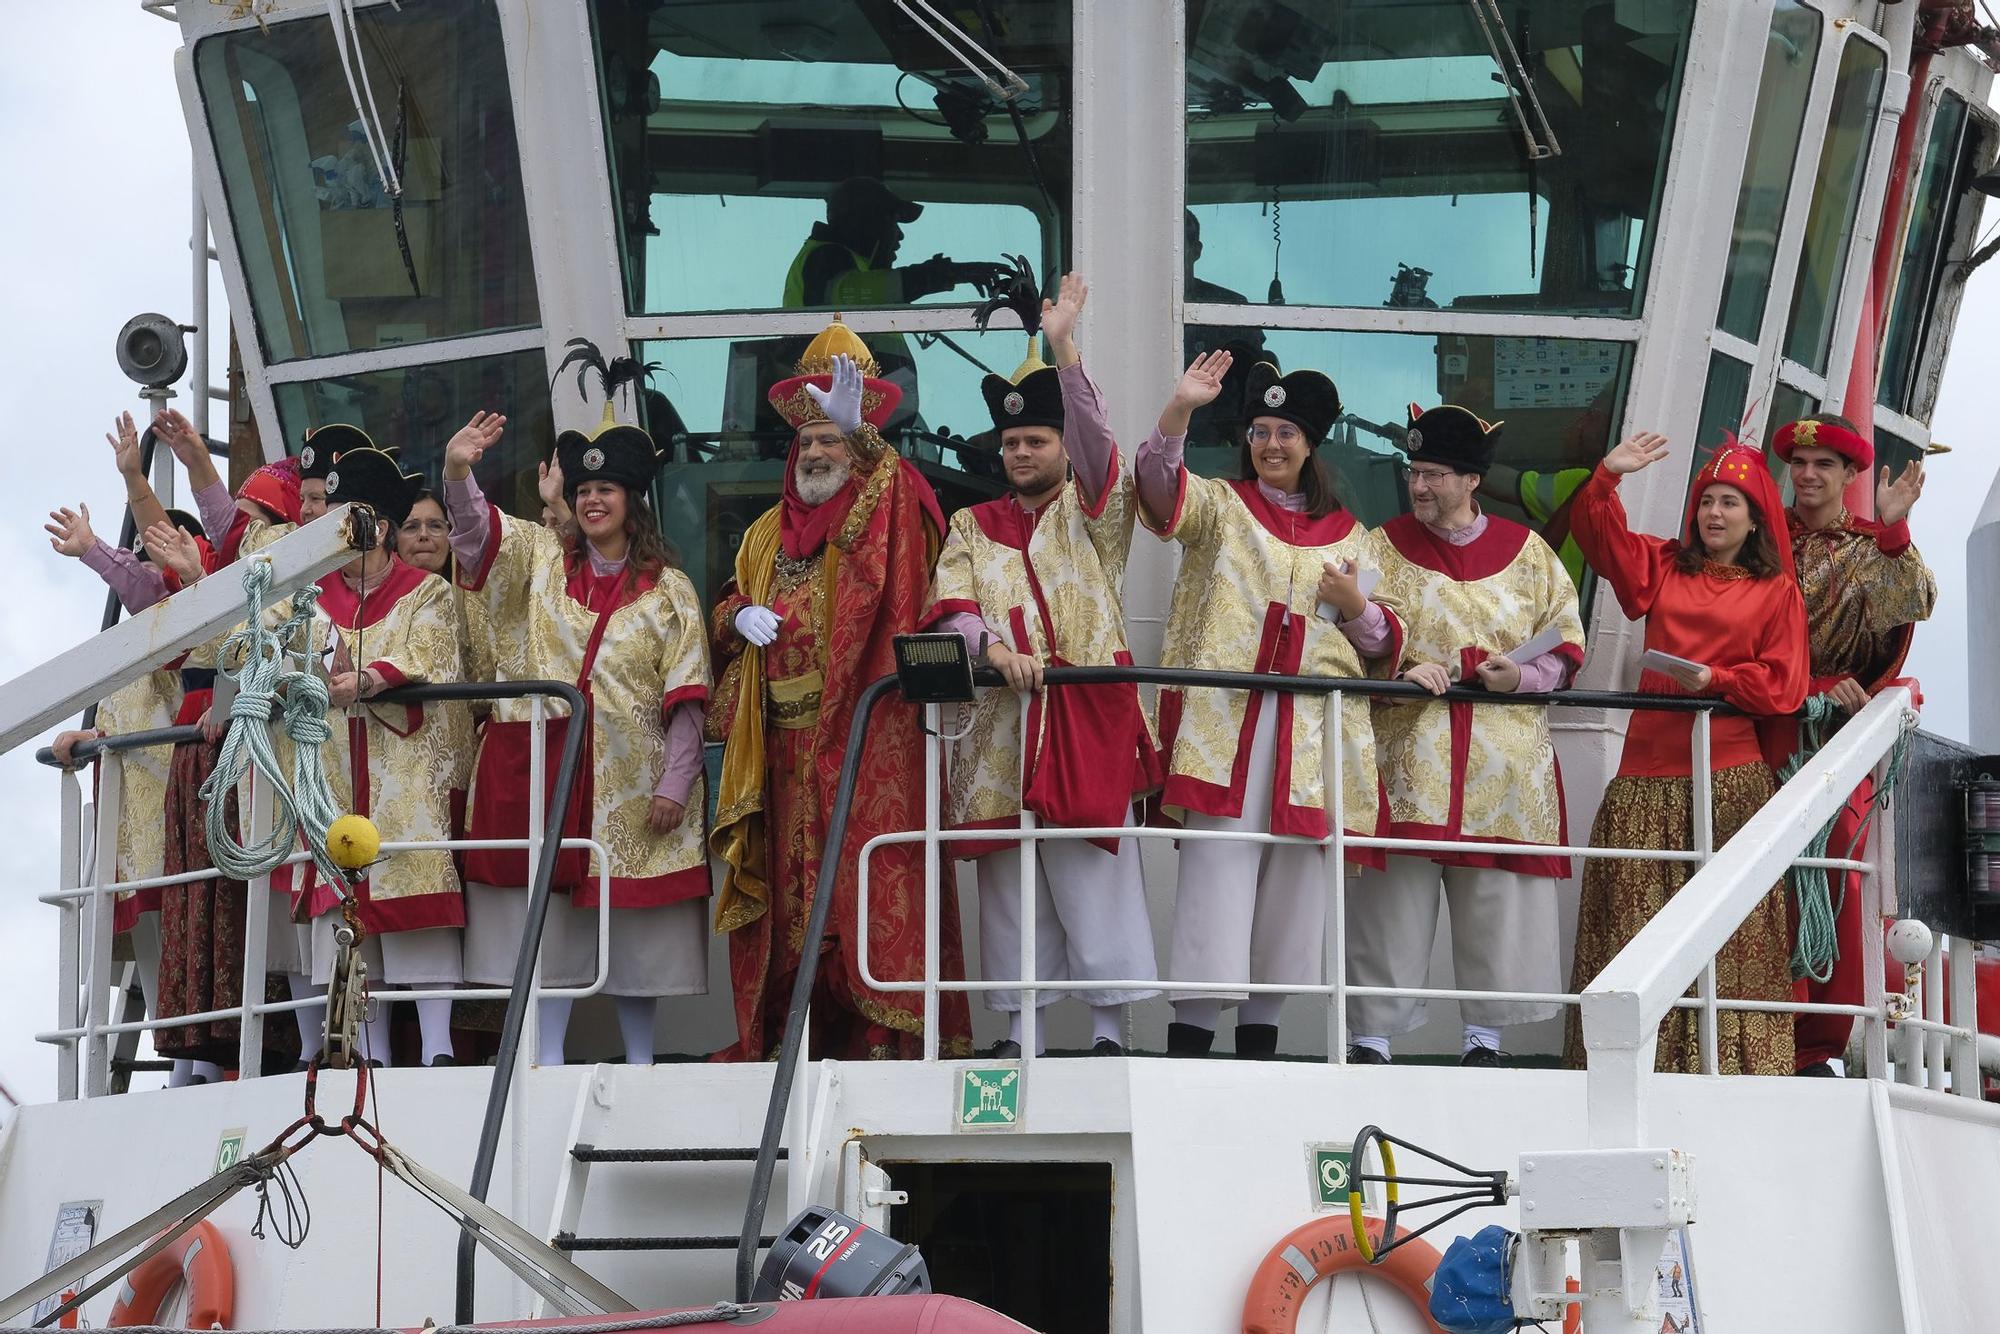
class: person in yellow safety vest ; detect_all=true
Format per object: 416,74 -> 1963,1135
1484,460 -> 1591,592
782,177 -> 1008,423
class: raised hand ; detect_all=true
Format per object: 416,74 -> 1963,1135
1603,430 -> 1670,476
443,410 -> 507,481
151,408 -> 207,468
538,457 -> 566,508
1876,457 -> 1926,528
805,353 -> 865,436
142,519 -> 204,586
44,504 -> 95,558
1175,350 -> 1233,413
1040,272 -> 1088,366
107,412 -> 143,478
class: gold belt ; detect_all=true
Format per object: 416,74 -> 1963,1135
768,669 -> 823,730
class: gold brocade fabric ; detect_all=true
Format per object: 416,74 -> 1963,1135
1563,762 -> 1795,1074
307,575 -> 462,909
1790,514 -> 1937,684
187,519 -> 295,673
928,469 -> 1150,827
1365,529 -> 1584,845
1150,476 -> 1394,830
96,670 -> 181,892
463,513 -> 713,888
440,585 -> 495,792
710,507 -> 786,934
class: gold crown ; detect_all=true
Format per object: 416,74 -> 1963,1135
793,314 -> 881,378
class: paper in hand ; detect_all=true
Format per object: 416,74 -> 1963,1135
1640,648 -> 1707,677
1315,564 -> 1380,623
1503,624 -> 1568,665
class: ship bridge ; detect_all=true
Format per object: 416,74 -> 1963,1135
2,2 -> 2000,1333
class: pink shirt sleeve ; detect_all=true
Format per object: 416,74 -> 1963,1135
652,699 -> 705,804
1513,649 -> 1574,694
1058,361 -> 1117,509
1338,601 -> 1394,658
935,610 -> 1009,655
194,480 -> 237,552
1135,427 -> 1185,524
80,539 -> 169,613
443,474 -> 497,572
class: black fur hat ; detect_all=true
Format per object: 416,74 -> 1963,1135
1244,362 -> 1342,442
325,447 -> 425,527
981,365 -> 1065,433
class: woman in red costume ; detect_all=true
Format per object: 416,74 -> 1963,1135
1565,432 -> 1809,1075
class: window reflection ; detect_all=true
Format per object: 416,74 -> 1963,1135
271,350 -> 554,521
1879,94 -> 1977,417
195,1 -> 539,363
1180,325 -> 1631,601
1183,0 -> 1694,316
632,333 -> 1019,609
590,0 -> 1071,315
1691,351 -> 1753,461
1781,36 -> 1886,373
1716,1 -> 1824,343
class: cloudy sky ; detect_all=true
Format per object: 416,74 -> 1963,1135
1,12 -> 1997,1109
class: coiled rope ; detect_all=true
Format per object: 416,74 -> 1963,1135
1780,692 -> 1914,983
200,556 -> 347,889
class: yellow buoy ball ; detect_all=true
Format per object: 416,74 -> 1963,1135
327,814 -> 381,870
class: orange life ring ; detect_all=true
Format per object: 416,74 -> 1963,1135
108,1220 -> 234,1329
1242,1213 -> 1446,1334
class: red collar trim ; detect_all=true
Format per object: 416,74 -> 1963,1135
1224,479 -> 1357,546
315,558 -> 430,628
1380,512 -> 1532,580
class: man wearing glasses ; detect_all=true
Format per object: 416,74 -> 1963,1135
1345,405 -> 1585,1067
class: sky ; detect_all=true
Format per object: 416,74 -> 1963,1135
1,12 -> 1998,1111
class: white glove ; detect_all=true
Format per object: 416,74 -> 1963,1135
735,604 -> 780,647
804,353 -> 866,436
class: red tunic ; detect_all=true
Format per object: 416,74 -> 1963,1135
1570,465 -> 1809,778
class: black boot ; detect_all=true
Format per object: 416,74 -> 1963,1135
1236,1023 -> 1280,1060
1166,1022 -> 1215,1058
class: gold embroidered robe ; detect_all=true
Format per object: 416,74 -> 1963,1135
99,669 -> 182,932
1364,514 -> 1586,876
1146,474 -> 1401,844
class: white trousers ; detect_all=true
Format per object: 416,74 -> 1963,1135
310,915 -> 463,987
1167,696 -> 1327,1004
463,883 -> 708,998
974,809 -> 1159,1012
1344,854 -> 1562,1036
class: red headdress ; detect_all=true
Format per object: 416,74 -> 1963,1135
768,318 -> 918,560
1772,415 -> 1872,471
238,455 -> 303,527
1684,437 -> 1795,580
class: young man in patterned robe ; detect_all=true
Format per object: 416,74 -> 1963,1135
1774,415 -> 1935,1076
710,321 -> 973,1060
921,273 -> 1160,1057
1349,405 -> 1585,1067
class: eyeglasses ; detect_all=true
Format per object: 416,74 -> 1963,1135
1245,424 -> 1305,447
399,519 -> 450,535
1400,464 -> 1458,486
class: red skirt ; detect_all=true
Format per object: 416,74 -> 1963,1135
462,717 -> 594,889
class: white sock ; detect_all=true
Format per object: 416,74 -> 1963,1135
168,1058 -> 197,1088
415,997 -> 455,1065
1463,1024 -> 1502,1054
1089,1004 -> 1124,1046
1352,1035 -> 1391,1059
615,996 -> 657,1066
189,1059 -> 223,1084
360,1001 -> 393,1066
1005,1009 -> 1047,1056
537,997 -> 574,1067
1239,994 -> 1286,1028
1174,999 -> 1223,1032
289,973 -> 325,1063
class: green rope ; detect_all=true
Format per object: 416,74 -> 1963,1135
1779,692 -> 1915,983
199,557 -> 348,889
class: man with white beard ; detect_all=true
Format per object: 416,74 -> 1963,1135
709,320 -> 975,1061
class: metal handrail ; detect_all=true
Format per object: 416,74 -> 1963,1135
732,662 -> 1768,1299
37,679 -> 586,1327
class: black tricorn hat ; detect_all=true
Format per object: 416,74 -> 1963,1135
981,365 -> 1065,434
298,423 -> 377,481
1244,362 -> 1342,442
325,446 -> 425,527
1405,404 -> 1502,476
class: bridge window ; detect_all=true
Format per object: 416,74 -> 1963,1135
588,0 -> 1071,315
1183,0 -> 1695,317
1879,91 -> 1982,419
269,349 -> 554,520
1780,33 -> 1886,375
630,333 -> 1014,609
1716,0 -> 1825,344
194,1 -> 539,364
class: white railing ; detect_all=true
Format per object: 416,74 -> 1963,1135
37,703 -> 609,1099
853,679 -> 1973,1099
